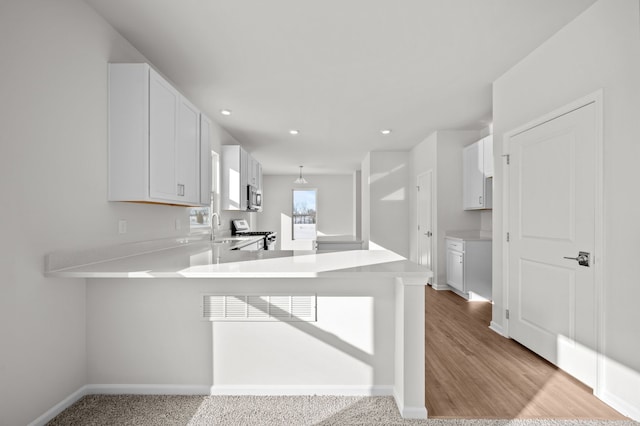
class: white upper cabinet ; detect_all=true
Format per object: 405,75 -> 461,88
175,97 -> 200,203
248,155 -> 262,190
109,63 -> 205,206
463,135 -> 493,210
199,114 -> 213,206
221,145 -> 248,211
221,145 -> 262,211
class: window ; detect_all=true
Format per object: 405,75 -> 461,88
292,189 -> 317,240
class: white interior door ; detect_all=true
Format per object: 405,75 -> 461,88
508,102 -> 598,388
417,171 -> 433,281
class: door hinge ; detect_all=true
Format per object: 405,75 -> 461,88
505,309 -> 510,320
506,232 -> 510,242
502,154 -> 510,165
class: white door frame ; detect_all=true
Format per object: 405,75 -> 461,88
501,89 -> 604,395
417,170 -> 435,284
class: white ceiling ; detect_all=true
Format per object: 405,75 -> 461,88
86,0 -> 596,175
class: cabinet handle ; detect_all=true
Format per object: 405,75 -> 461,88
479,195 -> 483,205
177,183 -> 185,196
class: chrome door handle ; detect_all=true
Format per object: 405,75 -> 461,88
424,231 -> 432,237
563,251 -> 590,267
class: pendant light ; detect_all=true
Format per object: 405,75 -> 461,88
294,165 -> 308,184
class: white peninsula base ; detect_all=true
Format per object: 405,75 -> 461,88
46,241 -> 432,419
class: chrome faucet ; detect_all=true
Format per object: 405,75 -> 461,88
210,212 -> 221,241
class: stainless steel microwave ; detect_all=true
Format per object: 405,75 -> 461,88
248,185 -> 262,211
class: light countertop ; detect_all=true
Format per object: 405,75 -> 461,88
315,235 -> 363,243
45,239 -> 432,280
445,231 -> 492,242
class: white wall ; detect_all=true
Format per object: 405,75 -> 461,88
86,277 -> 395,391
409,131 -> 483,286
0,1 -> 235,424
363,152 -> 411,258
258,175 -> 354,250
492,0 -> 640,418
361,154 -> 371,249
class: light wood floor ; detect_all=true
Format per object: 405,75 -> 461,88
424,286 -> 627,419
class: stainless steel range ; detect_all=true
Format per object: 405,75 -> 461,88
232,219 -> 277,250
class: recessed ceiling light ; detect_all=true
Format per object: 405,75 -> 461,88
220,109 -> 232,116
380,129 -> 392,135
289,129 -> 300,135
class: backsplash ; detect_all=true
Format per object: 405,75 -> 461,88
480,210 -> 492,235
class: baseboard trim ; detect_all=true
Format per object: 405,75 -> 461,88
599,389 -> 640,422
594,355 -> 640,421
209,385 -> 394,396
392,389 -> 428,419
489,321 -> 505,337
28,385 -> 89,426
86,384 -> 211,395
399,406 -> 429,419
430,282 -> 450,291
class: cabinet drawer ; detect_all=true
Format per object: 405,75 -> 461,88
446,239 -> 464,252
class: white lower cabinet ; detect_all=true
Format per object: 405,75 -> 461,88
446,242 -> 465,292
445,237 -> 492,299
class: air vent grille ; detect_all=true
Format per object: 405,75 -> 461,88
202,295 -> 316,322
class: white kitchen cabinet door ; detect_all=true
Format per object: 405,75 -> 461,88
199,114 -> 213,206
221,145 -> 249,210
149,68 -> 179,202
446,248 -> 464,292
221,145 -> 262,210
255,162 -> 262,191
175,97 -> 200,204
463,136 -> 493,210
248,155 -> 258,187
463,140 -> 484,209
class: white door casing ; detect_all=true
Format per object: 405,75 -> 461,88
505,94 -> 603,390
417,171 -> 433,283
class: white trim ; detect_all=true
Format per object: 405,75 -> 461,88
210,385 -> 394,396
399,406 -> 429,419
392,389 -> 428,419
592,90 -> 606,401
430,282 -> 450,291
598,356 -> 640,421
28,385 -> 89,426
87,384 -> 211,395
501,127 -> 510,337
489,321 -> 505,337
600,390 -> 640,422
416,170 -> 435,284
501,89 -> 605,394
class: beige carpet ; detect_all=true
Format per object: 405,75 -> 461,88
47,395 -> 638,426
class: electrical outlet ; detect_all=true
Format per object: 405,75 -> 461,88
175,218 -> 181,230
118,219 -> 127,234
